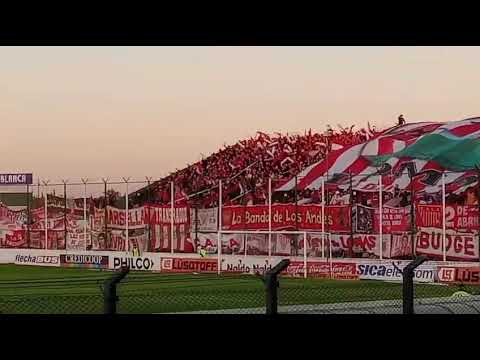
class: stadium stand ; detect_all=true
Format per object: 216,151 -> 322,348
130,124 -> 380,208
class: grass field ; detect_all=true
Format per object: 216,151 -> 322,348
0,264 -> 477,314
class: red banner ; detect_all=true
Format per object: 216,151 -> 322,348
437,266 -> 480,284
160,257 -> 218,273
374,206 -> 410,233
5,230 -> 27,247
416,205 -> 442,228
222,205 -> 351,232
90,205 -> 193,253
416,205 -> 480,231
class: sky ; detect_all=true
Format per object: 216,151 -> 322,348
1,46 -> 480,189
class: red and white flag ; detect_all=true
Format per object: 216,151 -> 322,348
276,118 -> 480,193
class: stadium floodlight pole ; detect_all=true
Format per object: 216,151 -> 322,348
379,174 -> 383,260
218,179 -> 223,275
170,180 -> 174,254
321,177 -> 325,259
123,177 -> 130,254
442,172 -> 446,261
268,176 -> 272,259
42,180 -> 50,250
81,178 -> 88,252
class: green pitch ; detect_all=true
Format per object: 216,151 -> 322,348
0,264 -> 474,314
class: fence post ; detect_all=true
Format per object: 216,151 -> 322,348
123,177 -> 130,254
102,178 -> 109,250
103,266 -> 129,314
42,180 -> 50,250
82,178 -> 88,252
264,259 -> 290,315
402,255 -> 428,314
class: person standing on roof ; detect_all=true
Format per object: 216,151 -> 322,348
398,114 -> 406,125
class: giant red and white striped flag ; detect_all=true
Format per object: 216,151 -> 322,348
276,118 -> 480,194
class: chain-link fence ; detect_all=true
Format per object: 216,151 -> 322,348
117,273 -> 265,314
1,258 -> 480,314
0,275 -> 108,314
1,171 -> 480,265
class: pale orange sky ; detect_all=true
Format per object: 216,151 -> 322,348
2,46 -> 480,188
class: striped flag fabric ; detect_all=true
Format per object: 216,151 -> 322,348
276,117 -> 480,194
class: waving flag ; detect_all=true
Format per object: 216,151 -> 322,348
276,117 -> 480,194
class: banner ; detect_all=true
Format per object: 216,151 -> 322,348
106,206 -> 145,230
220,256 -> 277,275
0,173 -> 32,185
285,261 -> 358,280
110,254 -> 160,271
66,218 -> 90,251
91,205 -> 192,253
330,233 -> 390,258
390,233 -> 413,258
191,208 -> 218,232
355,205 -> 374,233
374,206 -> 410,233
60,254 -> 109,268
355,205 -> 410,233
437,266 -> 480,284
416,204 -> 480,231
27,230 -> 65,250
357,261 -> 435,283
2,230 -> 27,248
222,205 -> 351,232
415,228 -> 479,261
0,203 -> 27,225
195,233 -> 218,254
147,205 -> 192,253
14,253 -> 60,267
160,257 -> 217,273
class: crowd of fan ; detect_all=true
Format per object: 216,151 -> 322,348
130,124 -> 380,208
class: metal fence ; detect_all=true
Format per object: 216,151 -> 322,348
1,171 -> 480,263
1,258 -> 480,315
